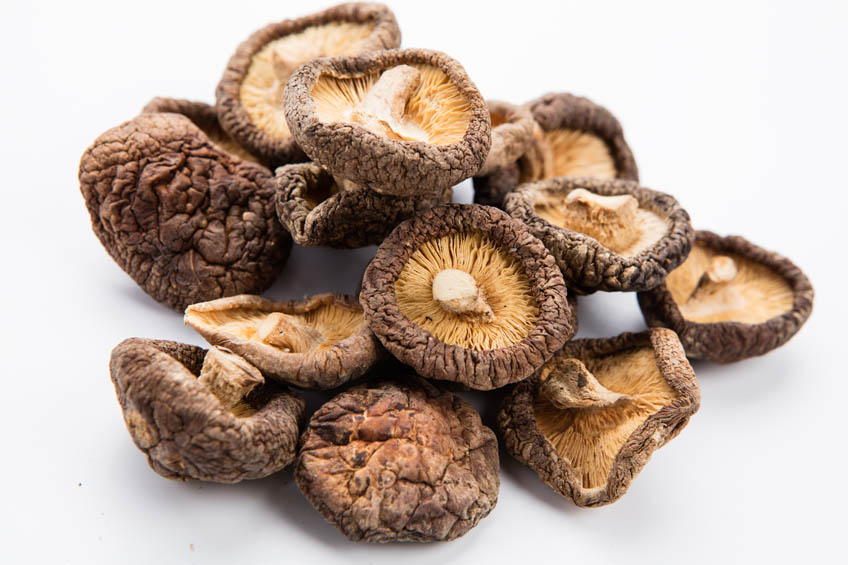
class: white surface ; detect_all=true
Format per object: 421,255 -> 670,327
1,1 -> 846,563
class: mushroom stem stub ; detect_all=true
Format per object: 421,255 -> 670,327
346,65 -> 427,142
256,312 -> 326,352
560,188 -> 640,251
540,357 -> 632,410
199,346 -> 265,411
432,268 -> 494,322
688,255 -> 739,301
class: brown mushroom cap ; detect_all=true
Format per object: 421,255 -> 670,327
274,162 -> 452,248
216,3 -> 401,167
184,293 -> 381,389
110,338 -> 305,483
637,231 -> 814,362
79,112 -> 292,311
360,204 -> 574,390
284,48 -> 491,196
498,329 -> 700,507
296,377 -> 499,542
476,100 -> 538,177
505,176 -> 694,294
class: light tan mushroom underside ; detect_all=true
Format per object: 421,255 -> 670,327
544,129 -> 617,180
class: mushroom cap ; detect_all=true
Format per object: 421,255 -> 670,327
274,162 -> 452,248
637,231 -> 814,363
296,376 -> 499,542
498,329 -> 700,507
109,338 -> 305,483
360,203 -> 575,390
476,100 -> 538,177
504,176 -> 694,294
79,112 -> 292,311
184,293 -> 382,389
216,2 -> 401,167
284,48 -> 491,196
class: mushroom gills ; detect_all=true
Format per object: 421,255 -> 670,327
544,128 -> 617,179
199,346 -> 264,416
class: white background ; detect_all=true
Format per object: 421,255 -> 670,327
1,1 -> 846,563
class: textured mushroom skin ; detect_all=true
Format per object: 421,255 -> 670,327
476,100 -> 538,177
498,329 -> 700,507
79,113 -> 292,311
505,176 -> 694,294
637,231 -> 814,363
296,378 -> 499,542
361,204 -> 575,390
275,162 -> 452,248
110,338 -> 305,483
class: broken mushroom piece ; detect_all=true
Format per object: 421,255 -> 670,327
360,204 -> 575,390
498,329 -> 700,507
79,112 -> 292,311
275,162 -> 452,248
216,2 -> 401,166
637,231 -> 814,362
184,293 -> 381,389
285,48 -> 491,195
110,338 -> 304,482
296,377 -> 499,542
505,176 -> 694,294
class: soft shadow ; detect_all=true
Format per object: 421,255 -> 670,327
499,453 -> 580,514
266,245 -> 377,300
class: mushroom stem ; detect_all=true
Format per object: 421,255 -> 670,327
256,312 -> 326,352
540,358 -> 631,410
199,346 -> 265,411
431,268 -> 494,322
687,255 -> 738,302
346,65 -> 428,142
557,188 -> 641,251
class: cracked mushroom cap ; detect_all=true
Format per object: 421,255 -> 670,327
498,329 -> 700,507
110,338 -> 305,482
296,377 -> 499,542
216,2 -> 401,167
505,176 -> 694,294
275,162 -> 452,248
184,293 -> 381,389
637,231 -> 814,363
284,48 -> 491,196
79,111 -> 292,311
360,204 -> 574,390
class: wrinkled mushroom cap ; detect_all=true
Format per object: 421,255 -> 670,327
285,48 -> 491,195
637,231 -> 814,363
184,293 -> 381,389
360,204 -> 574,390
216,2 -> 401,167
476,100 -> 538,177
110,338 -> 304,482
79,112 -> 292,311
296,376 -> 499,542
505,176 -> 694,294
274,162 -> 452,248
498,329 -> 700,507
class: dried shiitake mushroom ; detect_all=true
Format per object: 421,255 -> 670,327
361,204 -> 574,390
296,377 -> 499,542
184,293 -> 381,389
498,329 -> 700,507
285,48 -> 491,195
505,176 -> 694,294
637,231 -> 814,362
216,2 -> 401,166
79,112 -> 292,311
475,100 -> 538,178
110,338 -> 304,482
275,162 -> 452,248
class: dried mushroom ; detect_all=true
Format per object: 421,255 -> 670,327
475,100 -> 538,178
637,231 -> 814,362
216,2 -> 401,166
275,162 -> 452,248
360,204 -> 574,390
505,176 -> 694,294
110,338 -> 304,482
184,293 -> 381,389
284,48 -> 491,195
79,112 -> 292,311
498,329 -> 700,507
296,377 -> 499,542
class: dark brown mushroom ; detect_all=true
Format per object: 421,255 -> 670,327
360,204 -> 575,390
184,293 -> 381,389
498,328 -> 700,507
296,376 -> 499,542
274,162 -> 452,248
505,176 -> 694,294
110,338 -> 304,482
79,112 -> 292,311
284,48 -> 491,196
637,231 -> 814,362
